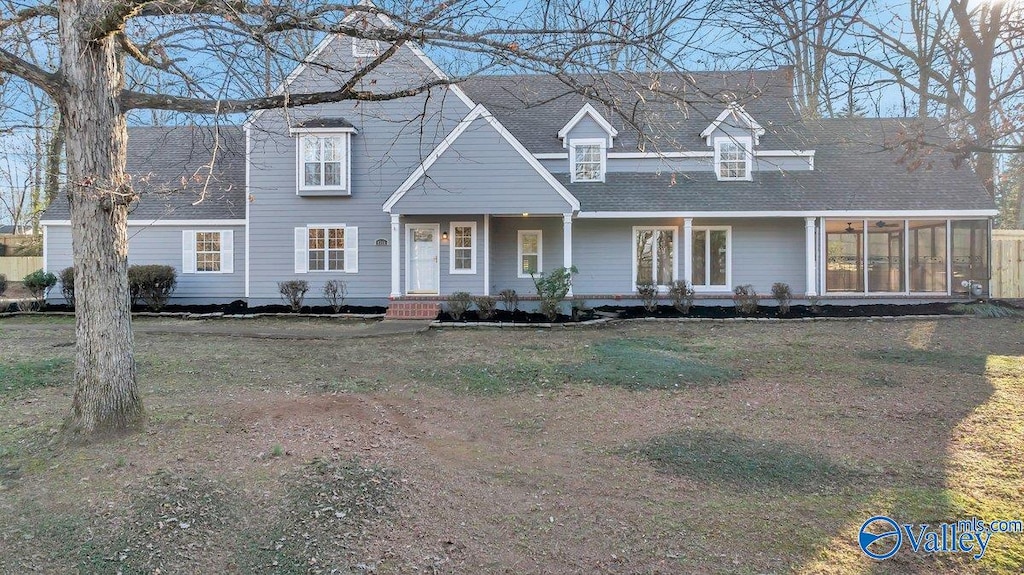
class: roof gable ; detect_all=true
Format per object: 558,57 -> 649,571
558,103 -> 618,147
384,105 -> 579,214
700,104 -> 766,145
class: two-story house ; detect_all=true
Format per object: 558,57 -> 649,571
41,16 -> 996,313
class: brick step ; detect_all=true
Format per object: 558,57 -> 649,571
385,301 -> 441,320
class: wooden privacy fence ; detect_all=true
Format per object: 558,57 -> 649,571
992,230 -> 1024,299
0,256 -> 42,280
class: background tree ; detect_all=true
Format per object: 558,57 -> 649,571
0,0 -> 691,437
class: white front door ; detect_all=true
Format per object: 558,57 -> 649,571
407,224 -> 439,294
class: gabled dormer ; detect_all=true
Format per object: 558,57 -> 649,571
701,104 -> 765,182
559,103 -> 618,183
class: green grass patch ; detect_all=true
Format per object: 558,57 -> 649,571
951,302 -> 1021,318
858,348 -> 987,375
0,358 -> 70,396
631,430 -> 861,492
567,338 -> 737,390
438,361 -> 558,394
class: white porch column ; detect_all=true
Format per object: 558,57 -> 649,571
483,214 -> 490,296
563,213 -> 574,297
390,214 -> 401,297
682,218 -> 693,284
804,217 -> 818,297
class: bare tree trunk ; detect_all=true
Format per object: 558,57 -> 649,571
58,0 -> 143,437
44,111 -> 64,207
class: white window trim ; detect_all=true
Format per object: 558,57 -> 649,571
690,226 -> 732,292
449,221 -> 477,274
306,225 -> 347,272
714,136 -> 753,182
631,226 -> 679,292
187,230 -> 233,275
296,133 -> 351,193
352,37 -> 381,58
569,138 -> 607,183
517,230 -> 543,279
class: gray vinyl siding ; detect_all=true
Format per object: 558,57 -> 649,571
45,224 -> 245,303
565,116 -> 613,147
488,217 -> 565,294
540,155 -> 810,175
391,118 -> 575,215
246,39 -> 473,303
571,218 -> 806,296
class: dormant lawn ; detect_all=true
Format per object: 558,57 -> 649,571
0,316 -> 1021,574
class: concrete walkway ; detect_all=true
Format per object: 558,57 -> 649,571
133,319 -> 433,340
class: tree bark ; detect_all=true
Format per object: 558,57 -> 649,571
58,0 -> 143,438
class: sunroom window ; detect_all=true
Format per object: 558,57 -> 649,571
691,227 -> 730,289
634,227 -> 676,289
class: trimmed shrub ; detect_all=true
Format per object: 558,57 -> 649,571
636,283 -> 659,312
0,273 -> 6,297
669,280 -> 694,314
446,291 -> 472,321
278,280 -> 309,312
322,280 -> 348,313
472,295 -> 497,320
498,288 -> 519,312
128,265 -> 177,311
59,267 -> 75,306
22,269 -> 57,310
771,282 -> 792,315
531,266 -> 577,321
733,284 -> 759,316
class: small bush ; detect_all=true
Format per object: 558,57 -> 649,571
733,284 -> 759,315
322,280 -> 348,313
531,266 -> 577,321
771,282 -> 791,315
0,273 -> 7,297
473,295 -> 497,320
498,288 -> 519,312
446,291 -> 472,321
278,280 -> 309,312
128,265 -> 177,311
59,267 -> 75,306
808,295 -> 822,314
22,269 -> 57,310
636,283 -> 659,312
669,280 -> 695,314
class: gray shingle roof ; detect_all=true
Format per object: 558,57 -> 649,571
460,69 -> 801,153
462,72 -> 993,213
44,125 -> 245,221
557,118 -> 994,212
293,117 -> 355,129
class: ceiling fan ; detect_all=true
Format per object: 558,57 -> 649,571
844,222 -> 856,233
874,220 -> 901,228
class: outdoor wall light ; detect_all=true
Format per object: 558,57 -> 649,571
441,230 -> 449,242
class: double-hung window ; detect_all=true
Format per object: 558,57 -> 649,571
293,225 -> 359,274
518,230 -> 542,278
715,137 -> 752,181
308,227 -> 346,271
181,230 -> 233,274
294,130 -> 353,195
450,222 -> 477,274
570,139 -> 606,182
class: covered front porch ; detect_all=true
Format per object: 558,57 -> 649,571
386,213 -> 576,300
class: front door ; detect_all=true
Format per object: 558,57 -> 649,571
407,224 -> 439,294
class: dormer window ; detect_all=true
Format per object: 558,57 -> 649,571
292,120 -> 357,196
570,139 -> 606,182
714,137 -> 752,181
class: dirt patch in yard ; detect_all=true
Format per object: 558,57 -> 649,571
0,316 -> 1022,573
